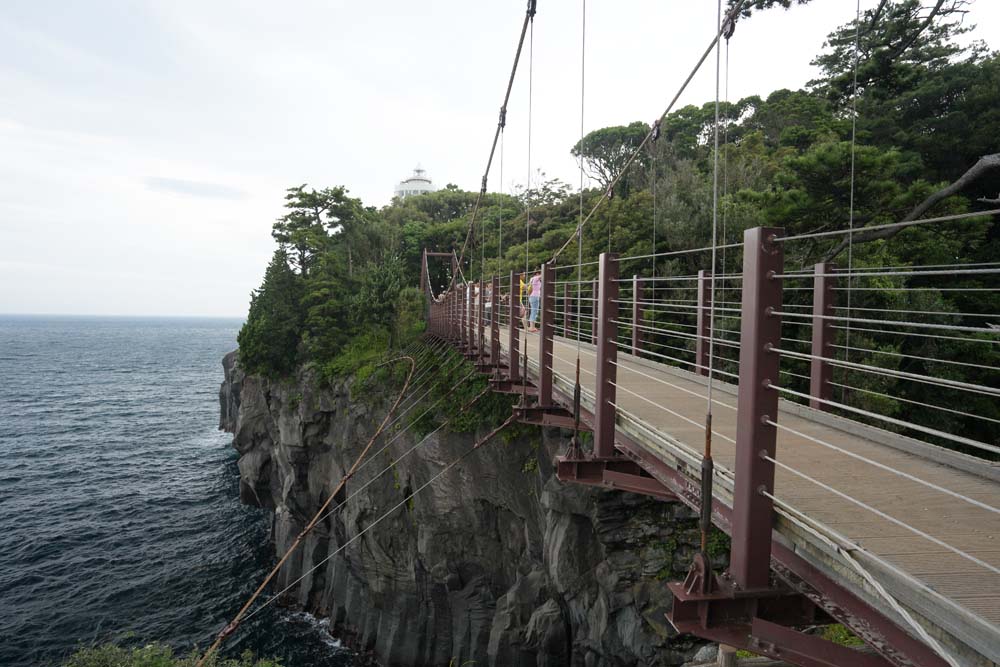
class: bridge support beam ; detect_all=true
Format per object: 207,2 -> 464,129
594,252 -> 619,459
538,263 -> 555,407
508,271 -> 521,382
458,284 -> 466,350
669,583 -> 892,667
810,262 -> 835,410
556,458 -> 675,501
730,226 -> 784,592
467,283 -> 477,358
477,280 -> 486,364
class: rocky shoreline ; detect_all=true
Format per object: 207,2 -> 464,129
220,350 -> 722,666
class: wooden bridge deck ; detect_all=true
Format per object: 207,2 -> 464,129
485,326 -> 1000,664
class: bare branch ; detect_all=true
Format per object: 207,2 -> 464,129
886,0 -> 946,62
823,153 -> 1000,261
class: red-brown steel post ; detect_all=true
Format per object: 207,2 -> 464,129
591,279 -> 599,344
631,275 -> 644,354
477,280 -> 486,362
730,227 -> 784,592
539,263 -> 555,407
810,262 -> 835,410
460,284 -> 469,351
465,283 -> 476,355
508,271 -> 521,381
594,253 -> 619,459
696,269 -> 711,376
491,275 -> 501,368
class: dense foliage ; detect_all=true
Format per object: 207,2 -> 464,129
237,2 -> 997,452
63,643 -> 279,667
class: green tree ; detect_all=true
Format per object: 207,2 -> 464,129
237,250 -> 304,377
571,121 -> 650,196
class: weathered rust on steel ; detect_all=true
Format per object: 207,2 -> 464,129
556,458 -> 674,500
491,275 -> 501,370
539,263 -> 555,407
594,253 -> 619,459
605,428 -> 949,667
810,262 -> 835,411
477,280 -> 486,363
468,282 -> 477,358
730,226 -> 784,592
631,274 -> 644,354
460,284 -> 468,352
696,269 -> 711,376
700,412 -> 714,554
508,271 -> 521,382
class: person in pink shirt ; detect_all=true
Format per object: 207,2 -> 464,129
527,271 -> 542,332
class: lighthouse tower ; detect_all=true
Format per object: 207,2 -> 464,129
394,165 -> 437,199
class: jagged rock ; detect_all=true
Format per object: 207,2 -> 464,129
220,351 -> 709,666
691,644 -> 719,665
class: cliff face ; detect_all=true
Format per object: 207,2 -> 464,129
220,350 -> 713,666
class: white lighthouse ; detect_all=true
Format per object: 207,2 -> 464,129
394,165 -> 437,199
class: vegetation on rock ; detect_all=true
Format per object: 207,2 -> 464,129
63,643 -> 279,667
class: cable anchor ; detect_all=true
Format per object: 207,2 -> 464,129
526,0 -> 537,19
217,620 -> 240,641
722,16 -> 736,41
499,106 -> 507,129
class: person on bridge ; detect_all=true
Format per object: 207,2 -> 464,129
519,275 -> 528,329
527,271 -> 542,333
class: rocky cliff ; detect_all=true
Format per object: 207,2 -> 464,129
220,350 -> 719,666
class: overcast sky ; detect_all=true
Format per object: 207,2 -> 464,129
1,1 -> 996,318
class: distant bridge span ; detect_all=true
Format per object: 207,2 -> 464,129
420,228 -> 1000,667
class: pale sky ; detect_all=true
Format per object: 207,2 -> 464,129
1,1 -> 996,317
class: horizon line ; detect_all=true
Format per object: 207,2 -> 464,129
0,311 -> 246,320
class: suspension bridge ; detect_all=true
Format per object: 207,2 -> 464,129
416,1 -> 998,665
200,2 -> 999,666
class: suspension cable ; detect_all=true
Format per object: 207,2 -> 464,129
572,0 -> 586,437
521,8 -> 535,407
195,355 -> 417,666
698,0 -> 725,558
241,414 -> 517,625
307,381 -> 491,531
549,0 -> 748,264
449,0 -> 537,293
843,0 -> 862,401
498,128 -> 504,269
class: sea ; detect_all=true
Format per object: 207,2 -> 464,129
0,315 -> 352,667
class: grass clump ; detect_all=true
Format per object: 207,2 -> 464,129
63,643 -> 280,667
